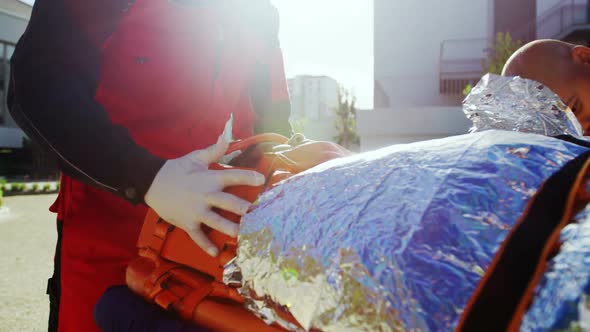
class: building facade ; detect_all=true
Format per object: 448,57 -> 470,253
288,75 -> 339,142
0,0 -> 58,178
0,0 -> 31,149
360,0 -> 589,152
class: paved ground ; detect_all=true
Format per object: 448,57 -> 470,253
0,194 -> 57,332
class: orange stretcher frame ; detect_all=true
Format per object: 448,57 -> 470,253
126,134 -> 350,331
128,135 -> 590,331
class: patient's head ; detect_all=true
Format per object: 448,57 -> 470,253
502,39 -> 590,132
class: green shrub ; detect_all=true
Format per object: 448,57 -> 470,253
463,84 -> 473,97
0,178 -> 6,185
333,89 -> 360,149
43,183 -> 51,192
463,32 -> 523,97
481,32 -> 523,75
56,182 -> 60,190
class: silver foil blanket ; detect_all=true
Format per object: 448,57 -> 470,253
229,130 -> 589,331
520,180 -> 590,331
463,74 -> 583,137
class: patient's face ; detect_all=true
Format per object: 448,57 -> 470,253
543,68 -> 590,134
563,69 -> 590,133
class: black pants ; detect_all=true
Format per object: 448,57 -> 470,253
94,286 -> 208,332
47,220 -> 62,332
47,221 -> 206,332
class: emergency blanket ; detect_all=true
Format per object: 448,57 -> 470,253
229,130 -> 589,331
463,74 -> 583,137
521,192 -> 590,332
463,74 -> 590,332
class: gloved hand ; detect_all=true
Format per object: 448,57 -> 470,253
144,125 -> 265,257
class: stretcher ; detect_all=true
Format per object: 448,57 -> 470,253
126,132 -> 590,331
126,133 -> 350,331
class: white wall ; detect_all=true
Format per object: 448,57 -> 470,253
0,10 -> 27,129
538,0 -> 560,16
288,75 -> 340,142
0,0 -> 30,43
289,76 -> 339,121
358,106 -> 471,151
374,0 -> 489,110
536,0 -> 586,17
536,0 -> 588,39
0,127 -> 23,148
0,0 -> 30,136
301,119 -> 338,142
361,0 -> 487,151
0,13 -> 27,45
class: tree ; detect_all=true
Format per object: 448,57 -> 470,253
463,84 -> 473,97
482,31 -> 523,75
464,32 -> 524,96
290,117 -> 307,134
333,89 -> 359,149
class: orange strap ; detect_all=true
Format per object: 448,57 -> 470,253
227,133 -> 289,154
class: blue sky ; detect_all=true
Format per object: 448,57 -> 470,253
20,0 -> 374,108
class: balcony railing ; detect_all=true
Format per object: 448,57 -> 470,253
439,0 -> 590,95
537,2 -> 590,39
439,38 -> 489,95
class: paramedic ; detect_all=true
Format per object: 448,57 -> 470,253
7,1 -> 291,331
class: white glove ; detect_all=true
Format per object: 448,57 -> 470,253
144,126 -> 265,257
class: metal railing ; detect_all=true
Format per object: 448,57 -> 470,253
536,1 -> 590,39
0,39 -> 16,125
439,0 -> 590,95
439,38 -> 489,95
513,0 -> 589,40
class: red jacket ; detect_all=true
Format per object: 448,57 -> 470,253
9,0 -> 291,331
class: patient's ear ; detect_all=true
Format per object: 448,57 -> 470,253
572,46 -> 590,64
